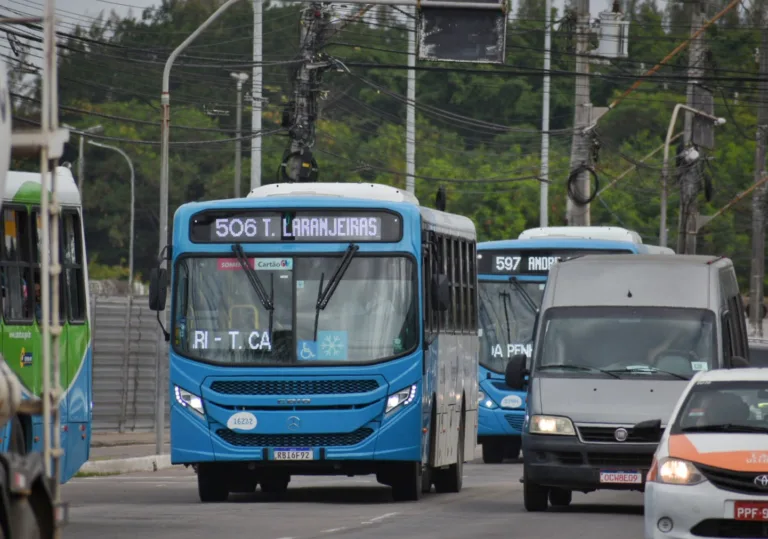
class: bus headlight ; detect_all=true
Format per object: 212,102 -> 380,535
529,415 -> 575,435
175,386 -> 205,416
386,384 -> 417,414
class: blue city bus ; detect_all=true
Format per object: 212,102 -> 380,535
149,182 -> 479,503
475,227 -> 673,463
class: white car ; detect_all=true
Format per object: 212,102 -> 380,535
644,368 -> 768,539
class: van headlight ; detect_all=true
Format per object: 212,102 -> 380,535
529,415 -> 575,435
386,384 -> 417,414
175,386 -> 205,416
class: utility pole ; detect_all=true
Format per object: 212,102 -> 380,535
281,3 -> 330,182
566,0 -> 592,226
231,72 -> 249,197
540,0 -> 552,227
251,0 -> 262,190
677,0 -> 706,254
405,6 -> 416,194
749,12 -> 768,335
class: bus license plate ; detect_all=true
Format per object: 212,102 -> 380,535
273,447 -> 313,460
599,471 -> 642,484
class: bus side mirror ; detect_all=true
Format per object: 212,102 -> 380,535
431,273 -> 450,312
149,268 -> 168,312
505,354 -> 527,390
731,356 -> 749,368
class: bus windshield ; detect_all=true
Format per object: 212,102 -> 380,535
172,255 -> 418,365
478,280 -> 545,373
535,306 -> 717,379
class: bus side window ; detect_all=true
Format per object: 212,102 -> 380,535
62,211 -> 86,322
1,207 -> 33,322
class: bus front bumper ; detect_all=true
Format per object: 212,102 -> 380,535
477,406 -> 524,439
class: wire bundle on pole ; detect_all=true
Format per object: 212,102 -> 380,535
567,164 -> 599,206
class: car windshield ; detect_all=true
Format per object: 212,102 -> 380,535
534,306 -> 717,379
478,280 -> 545,373
671,380 -> 768,434
172,255 -> 418,365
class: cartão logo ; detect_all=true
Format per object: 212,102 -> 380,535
254,258 -> 293,270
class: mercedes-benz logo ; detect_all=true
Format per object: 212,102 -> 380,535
614,428 -> 629,442
287,416 -> 300,430
754,475 -> 768,489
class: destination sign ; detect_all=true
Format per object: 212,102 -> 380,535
190,210 -> 403,243
478,249 -> 632,275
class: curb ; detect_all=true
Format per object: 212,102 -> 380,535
79,454 -> 173,475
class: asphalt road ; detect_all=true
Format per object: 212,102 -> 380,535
62,460 -> 645,539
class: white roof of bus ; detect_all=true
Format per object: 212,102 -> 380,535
247,182 -> 420,205
6,167 -> 81,206
518,226 -> 643,244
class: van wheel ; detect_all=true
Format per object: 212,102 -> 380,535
549,488 -> 572,507
523,468 -> 549,512
197,463 -> 229,503
482,441 -> 505,463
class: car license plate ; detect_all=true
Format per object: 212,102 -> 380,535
599,471 -> 642,484
273,447 -> 313,460
734,501 -> 768,521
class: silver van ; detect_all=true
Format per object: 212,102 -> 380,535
503,254 -> 750,511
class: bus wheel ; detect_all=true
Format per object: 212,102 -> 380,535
391,462 -> 422,502
197,464 -> 229,503
549,488 -> 572,507
9,417 -> 26,454
434,413 -> 464,493
482,441 -> 504,464
506,438 -> 522,460
523,467 -> 549,512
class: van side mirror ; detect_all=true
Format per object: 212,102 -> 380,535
149,268 -> 168,312
505,354 -> 528,390
431,274 -> 450,312
731,356 -> 749,368
632,418 -> 662,441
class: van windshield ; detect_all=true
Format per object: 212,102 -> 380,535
534,306 -> 717,379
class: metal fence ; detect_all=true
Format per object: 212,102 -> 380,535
90,284 -> 170,433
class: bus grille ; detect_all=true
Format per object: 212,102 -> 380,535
209,380 -> 380,396
505,415 -> 525,430
215,427 -> 375,447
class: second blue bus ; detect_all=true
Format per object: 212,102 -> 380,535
476,227 -> 673,463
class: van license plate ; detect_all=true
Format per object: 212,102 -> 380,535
599,471 -> 642,484
273,447 -> 313,460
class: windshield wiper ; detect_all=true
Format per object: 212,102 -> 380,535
682,424 -> 768,434
232,244 -> 274,312
499,291 -> 512,341
509,276 -> 539,314
537,364 -> 620,379
313,243 -> 359,341
604,366 -> 690,381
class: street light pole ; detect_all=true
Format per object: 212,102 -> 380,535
231,72 -> 249,198
61,123 -> 103,195
158,0 -> 244,455
659,103 -> 725,248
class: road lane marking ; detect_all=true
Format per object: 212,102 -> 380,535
361,512 -> 399,524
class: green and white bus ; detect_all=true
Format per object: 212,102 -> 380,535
0,166 -> 92,482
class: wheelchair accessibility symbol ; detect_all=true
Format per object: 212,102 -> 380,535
297,340 -> 318,360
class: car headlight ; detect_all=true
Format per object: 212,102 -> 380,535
386,384 -> 417,414
529,415 -> 575,435
654,457 -> 705,485
175,385 -> 204,416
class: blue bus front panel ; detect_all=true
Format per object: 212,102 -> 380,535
478,374 -> 526,438
170,352 -> 423,471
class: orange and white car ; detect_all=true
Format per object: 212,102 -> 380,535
644,367 -> 768,539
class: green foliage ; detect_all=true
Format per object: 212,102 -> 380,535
9,0 -> 765,288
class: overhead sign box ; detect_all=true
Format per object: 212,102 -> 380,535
417,0 -> 507,64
